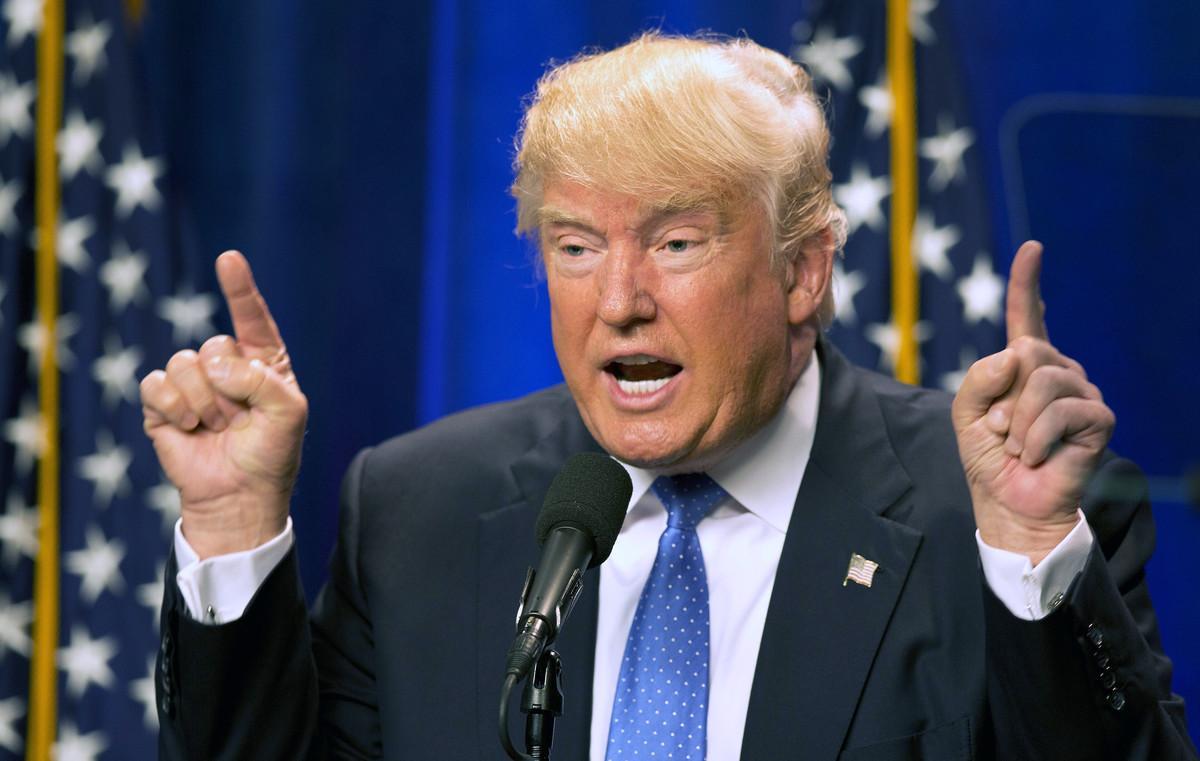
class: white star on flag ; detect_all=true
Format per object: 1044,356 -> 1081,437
105,142 -> 165,217
136,561 -> 165,621
100,241 -> 150,310
792,26 -> 862,91
835,163 -> 891,235
129,656 -> 159,730
909,0 -> 939,45
58,626 -> 119,698
0,490 -> 39,566
957,253 -> 1004,324
832,261 -> 867,325
919,114 -> 975,192
865,319 -> 933,373
2,0 -> 42,47
859,70 -> 892,139
939,348 -> 979,392
0,175 -> 22,237
158,289 -> 218,344
912,211 -> 960,280
77,432 -> 134,508
64,525 -> 127,603
0,71 -> 35,145
55,212 -> 96,273
65,18 -> 111,85
146,479 -> 182,533
0,592 -> 32,657
53,720 -> 109,761
0,696 -> 25,755
57,110 -> 105,180
2,396 -> 46,474
17,311 -> 81,373
92,333 -> 143,408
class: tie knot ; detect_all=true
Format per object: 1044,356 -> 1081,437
651,473 -> 726,530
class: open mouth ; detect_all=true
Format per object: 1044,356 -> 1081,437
604,355 -> 683,396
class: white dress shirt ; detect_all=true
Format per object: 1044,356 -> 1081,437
174,352 -> 1094,761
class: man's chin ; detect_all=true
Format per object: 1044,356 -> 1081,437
592,424 -> 705,472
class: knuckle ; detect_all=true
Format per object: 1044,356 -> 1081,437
139,369 -> 166,396
1008,334 -> 1037,354
1027,364 -> 1054,385
199,334 -> 236,356
292,391 -> 310,418
166,349 -> 200,375
156,383 -> 184,412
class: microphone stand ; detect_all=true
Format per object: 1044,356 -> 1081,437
521,649 -> 563,760
501,568 -> 571,761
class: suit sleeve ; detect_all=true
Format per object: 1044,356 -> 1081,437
156,545 -> 318,760
156,448 -> 383,760
982,456 -> 1198,760
308,447 -> 385,758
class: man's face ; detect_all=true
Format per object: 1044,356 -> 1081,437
541,180 -> 828,472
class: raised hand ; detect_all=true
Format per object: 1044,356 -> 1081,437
951,242 -> 1114,564
140,251 -> 308,559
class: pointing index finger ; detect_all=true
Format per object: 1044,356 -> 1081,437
215,250 -> 284,351
1005,240 -> 1049,344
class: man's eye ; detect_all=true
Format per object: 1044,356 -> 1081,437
664,239 -> 692,253
562,244 -> 587,257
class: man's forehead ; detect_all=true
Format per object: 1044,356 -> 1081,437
535,187 -> 735,233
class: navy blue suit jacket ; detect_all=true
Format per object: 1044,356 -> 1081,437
157,342 -> 1197,760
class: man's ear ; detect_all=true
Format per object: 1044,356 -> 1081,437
785,226 -> 835,326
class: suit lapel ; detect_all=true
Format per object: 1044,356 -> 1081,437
741,343 -> 925,761
475,395 -> 603,759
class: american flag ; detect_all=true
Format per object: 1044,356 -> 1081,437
791,0 -> 1005,388
0,0 -> 212,758
844,552 -> 880,588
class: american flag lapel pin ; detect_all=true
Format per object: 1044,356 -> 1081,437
844,553 -> 879,588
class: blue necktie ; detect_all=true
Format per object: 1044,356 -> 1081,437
606,473 -> 726,761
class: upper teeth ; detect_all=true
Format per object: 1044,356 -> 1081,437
616,355 -> 660,365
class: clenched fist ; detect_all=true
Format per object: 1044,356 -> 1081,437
140,251 -> 308,559
952,242 -> 1115,565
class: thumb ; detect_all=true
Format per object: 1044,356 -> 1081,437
951,349 -> 1018,431
203,355 -> 306,424
1005,241 -> 1049,343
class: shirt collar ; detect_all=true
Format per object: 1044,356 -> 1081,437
614,352 -> 822,534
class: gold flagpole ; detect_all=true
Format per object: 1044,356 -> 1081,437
887,0 -> 920,384
27,0 -> 65,756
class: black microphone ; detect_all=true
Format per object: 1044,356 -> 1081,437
504,452 -> 631,682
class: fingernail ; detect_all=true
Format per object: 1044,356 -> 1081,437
992,350 -> 1011,374
207,355 -> 230,381
987,407 -> 1008,430
1005,436 -> 1022,456
207,413 -> 228,432
182,412 -> 200,430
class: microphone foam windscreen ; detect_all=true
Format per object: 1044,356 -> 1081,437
535,452 -> 633,567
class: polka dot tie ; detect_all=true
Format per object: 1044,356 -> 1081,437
605,473 -> 726,761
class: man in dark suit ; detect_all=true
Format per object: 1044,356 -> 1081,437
141,33 -> 1196,760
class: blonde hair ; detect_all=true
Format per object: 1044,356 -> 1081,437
511,32 -> 846,294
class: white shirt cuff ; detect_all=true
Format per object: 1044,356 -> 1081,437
976,510 -> 1093,620
173,517 -> 294,625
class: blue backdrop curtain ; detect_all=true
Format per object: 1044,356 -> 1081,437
141,0 -> 1199,741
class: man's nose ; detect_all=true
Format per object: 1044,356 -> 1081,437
596,246 -> 656,327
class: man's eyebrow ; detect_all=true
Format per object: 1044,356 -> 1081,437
536,206 -> 599,234
639,204 -> 721,230
536,203 -> 724,237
